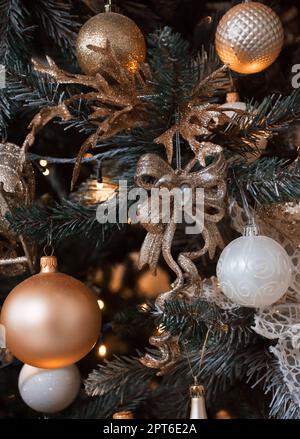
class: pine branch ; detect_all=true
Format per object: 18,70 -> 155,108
0,0 -> 34,66
85,355 -> 156,397
147,29 -> 227,115
82,355 -> 156,418
6,199 -> 125,245
229,158 -> 300,204
247,349 -> 300,419
28,0 -> 80,57
63,391 -> 150,419
147,340 -> 268,419
0,62 -> 67,138
221,89 -> 300,151
156,297 -> 255,347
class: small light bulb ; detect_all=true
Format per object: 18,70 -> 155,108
97,299 -> 105,310
42,168 -> 50,176
156,324 -> 165,335
98,344 -> 107,357
39,159 -> 48,167
140,303 -> 149,312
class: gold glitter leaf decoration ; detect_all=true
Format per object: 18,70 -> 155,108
21,46 -> 151,189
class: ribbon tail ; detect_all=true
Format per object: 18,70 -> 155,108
139,232 -> 163,274
206,223 -> 225,259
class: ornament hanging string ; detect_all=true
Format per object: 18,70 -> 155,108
105,0 -> 112,13
232,169 -> 258,232
175,109 -> 182,171
184,325 -> 212,385
43,221 -> 54,257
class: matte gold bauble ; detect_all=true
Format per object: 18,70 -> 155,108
76,12 -> 146,75
0,256 -> 101,368
215,2 -> 283,74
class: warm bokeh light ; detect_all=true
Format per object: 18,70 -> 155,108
39,159 -> 48,167
98,344 -> 107,357
97,299 -> 105,310
42,168 -> 50,176
127,59 -> 139,73
140,303 -> 150,312
156,324 -> 165,335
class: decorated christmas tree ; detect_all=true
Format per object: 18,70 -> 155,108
0,0 -> 300,420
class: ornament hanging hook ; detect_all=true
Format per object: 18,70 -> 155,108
43,220 -> 54,256
183,325 -> 212,386
105,0 -> 112,13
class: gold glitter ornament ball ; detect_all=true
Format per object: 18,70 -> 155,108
215,2 -> 284,74
76,12 -> 146,75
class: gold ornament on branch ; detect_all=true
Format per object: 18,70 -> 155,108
20,52 -> 151,190
0,255 -> 101,368
0,143 -> 35,276
215,2 -> 284,74
76,11 -> 146,75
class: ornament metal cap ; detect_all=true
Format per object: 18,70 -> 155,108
40,256 -> 58,273
190,384 -> 205,398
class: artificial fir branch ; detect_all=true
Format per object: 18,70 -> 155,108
82,355 -> 156,418
220,89 -> 300,151
0,0 -> 33,66
7,199 -> 124,245
246,348 -> 300,420
64,391 -> 151,419
230,157 -> 300,204
85,355 -> 156,397
28,0 -> 80,56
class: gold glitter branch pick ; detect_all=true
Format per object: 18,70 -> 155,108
21,47 -> 151,190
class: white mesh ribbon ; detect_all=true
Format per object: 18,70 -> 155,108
230,200 -> 300,416
202,276 -> 240,310
270,339 -> 300,408
253,303 -> 300,349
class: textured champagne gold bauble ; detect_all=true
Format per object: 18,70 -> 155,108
0,256 -> 101,368
76,12 -> 146,75
215,2 -> 284,74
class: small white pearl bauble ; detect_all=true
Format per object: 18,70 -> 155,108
18,364 -> 80,413
217,235 -> 292,308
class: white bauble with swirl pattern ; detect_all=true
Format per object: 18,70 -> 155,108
217,235 -> 292,308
